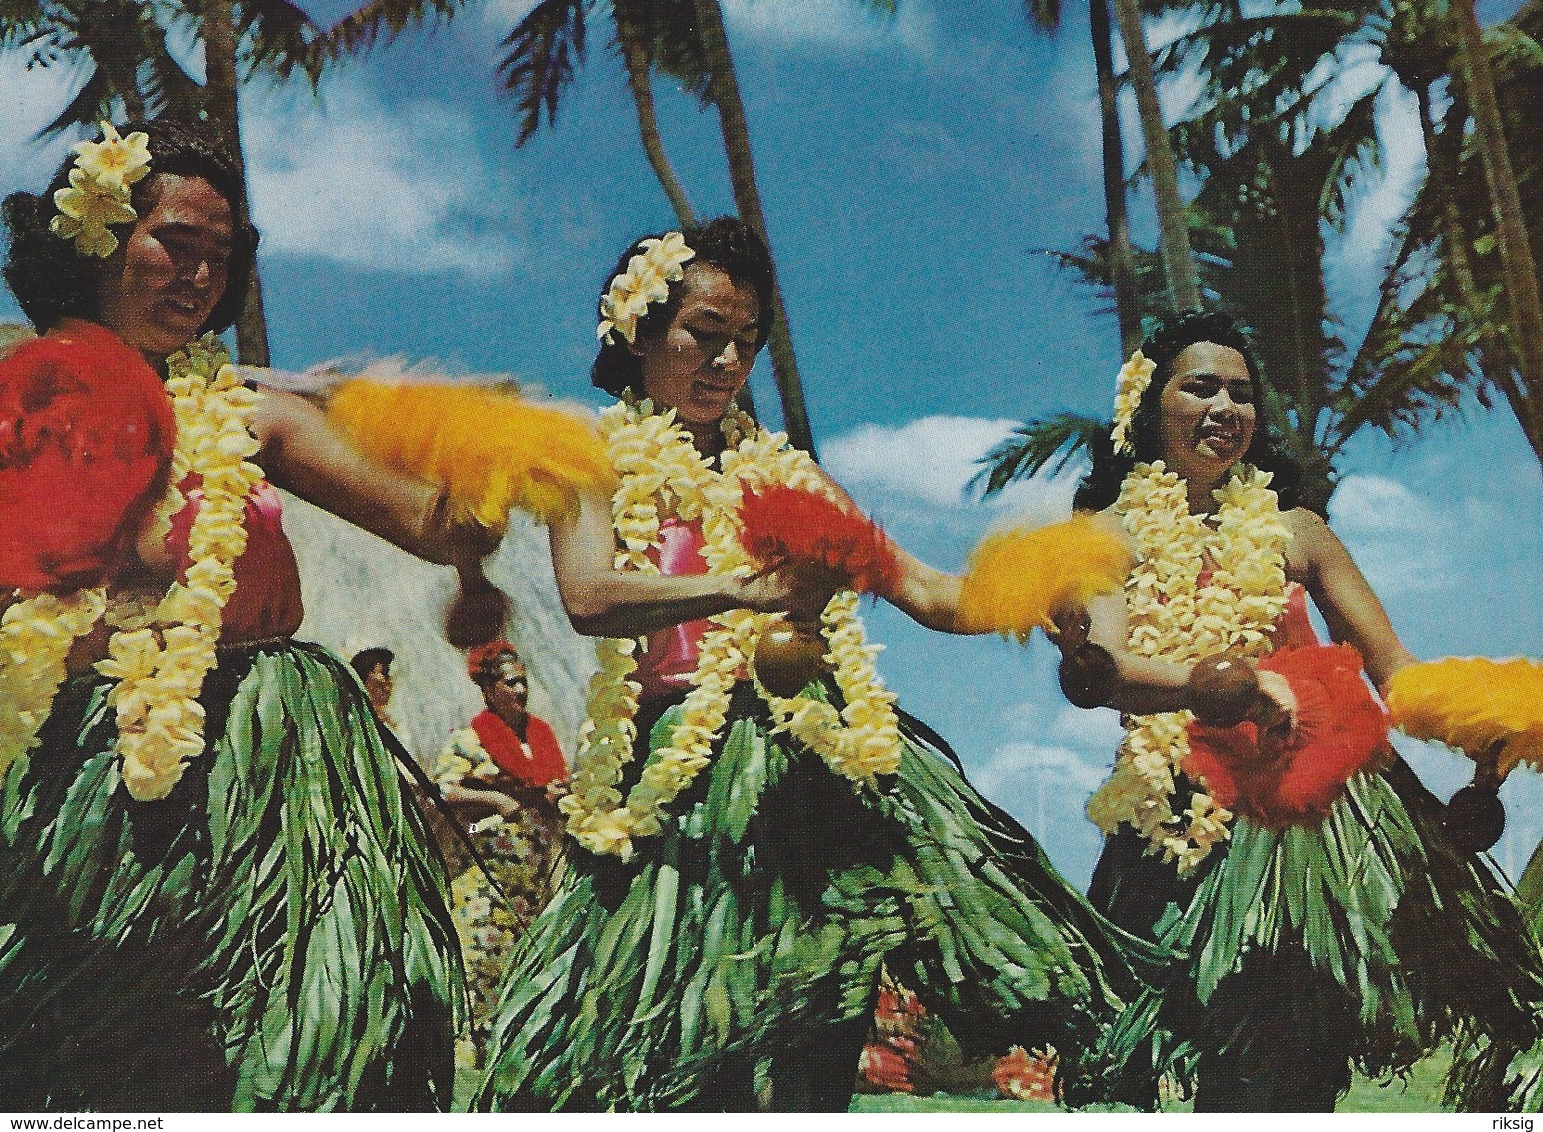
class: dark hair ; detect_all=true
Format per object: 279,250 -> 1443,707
591,216 -> 776,397
2,118 -> 259,335
349,647 -> 395,681
469,644 -> 522,689
1074,310 -> 1304,512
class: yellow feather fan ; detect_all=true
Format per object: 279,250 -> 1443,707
957,512 -> 1133,641
327,380 -> 615,530
1385,657 -> 1543,776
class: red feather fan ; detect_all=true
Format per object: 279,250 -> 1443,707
0,321 -> 176,592
1185,644 -> 1390,827
737,485 -> 903,597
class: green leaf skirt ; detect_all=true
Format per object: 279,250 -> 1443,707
1086,760 -> 1543,1110
0,640 -> 463,1111
477,684 -> 1152,1111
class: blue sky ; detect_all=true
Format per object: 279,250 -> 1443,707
3,0 -> 1541,888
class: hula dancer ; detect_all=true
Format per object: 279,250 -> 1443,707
0,120 -> 607,1109
1046,310 -> 1543,1111
476,217 -> 1152,1112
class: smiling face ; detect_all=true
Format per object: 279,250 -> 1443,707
1159,341 -> 1257,487
634,263 -> 761,426
95,173 -> 234,360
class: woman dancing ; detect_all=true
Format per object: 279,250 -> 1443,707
0,120 -> 597,1110
1048,310 -> 1543,1111
476,217 -> 1152,1112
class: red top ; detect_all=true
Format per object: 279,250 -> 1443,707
634,517 -> 716,702
471,710 -> 567,788
164,475 -> 305,643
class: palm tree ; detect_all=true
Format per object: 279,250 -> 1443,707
0,2 -> 202,130
1449,0 -> 1543,446
1018,0 -> 1141,355
1109,0 -> 1202,311
684,0 -> 817,453
324,0 -> 842,454
1347,2 -> 1543,466
1,1 -> 330,366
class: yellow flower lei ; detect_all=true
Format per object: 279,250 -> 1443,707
0,589 -> 108,782
561,400 -> 901,860
1084,461 -> 1291,872
0,335 -> 262,801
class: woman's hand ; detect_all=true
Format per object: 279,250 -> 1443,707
737,560 -> 843,626
446,565 -> 511,649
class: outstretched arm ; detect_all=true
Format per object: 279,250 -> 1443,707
548,490 -> 826,639
252,387 -> 498,573
1289,507 -> 1417,692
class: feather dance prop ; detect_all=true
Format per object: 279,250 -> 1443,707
957,513 -> 1133,640
737,485 -> 903,596
1386,656 -> 1543,777
326,380 -> 613,529
1186,644 -> 1389,826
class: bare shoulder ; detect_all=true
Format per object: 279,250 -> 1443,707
1280,506 -> 1340,577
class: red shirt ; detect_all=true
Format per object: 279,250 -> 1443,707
470,710 -> 567,788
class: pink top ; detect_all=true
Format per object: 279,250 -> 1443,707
635,518 -> 715,702
164,474 -> 305,643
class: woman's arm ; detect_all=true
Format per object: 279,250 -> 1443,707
252,387 -> 497,571
1288,508 -> 1417,692
549,491 -> 821,639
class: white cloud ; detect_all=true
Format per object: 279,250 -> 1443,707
822,414 -> 1081,520
243,80 -> 522,276
972,740 -> 1109,800
723,0 -> 937,56
483,0 -> 937,56
1329,472 -> 1456,595
0,61 -> 89,198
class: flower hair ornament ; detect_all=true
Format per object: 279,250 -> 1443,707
50,122 -> 152,258
1109,348 -> 1156,455
597,231 -> 696,345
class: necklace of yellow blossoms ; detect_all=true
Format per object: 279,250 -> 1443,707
0,334 -> 262,801
1083,460 -> 1292,872
560,396 -> 902,860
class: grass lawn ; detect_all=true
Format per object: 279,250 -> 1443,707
456,1050 -> 1455,1112
851,1051 -> 1455,1113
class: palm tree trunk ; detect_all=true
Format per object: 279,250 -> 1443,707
618,23 -> 695,228
688,0 -> 816,456
1091,0 -> 1140,355
1108,0 -> 1201,314
1452,0 -> 1543,456
1417,84 -> 1524,413
203,0 -> 271,367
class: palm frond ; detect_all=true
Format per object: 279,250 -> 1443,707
1022,0 -> 1063,34
496,0 -> 590,147
238,0 -> 326,83
318,0 -> 468,59
971,413 -> 1107,498
38,65 -> 115,137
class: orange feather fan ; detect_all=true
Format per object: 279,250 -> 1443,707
737,485 -> 902,596
1385,656 -> 1543,777
326,380 -> 614,530
956,513 -> 1133,640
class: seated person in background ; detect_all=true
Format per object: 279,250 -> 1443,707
434,641 -> 569,1060
350,646 -> 398,730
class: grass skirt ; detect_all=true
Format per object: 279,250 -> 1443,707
477,684 -> 1146,1111
1088,759 -> 1543,1110
0,641 -> 462,1111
